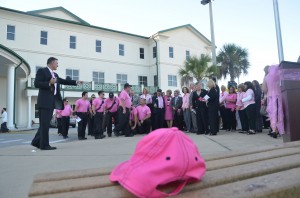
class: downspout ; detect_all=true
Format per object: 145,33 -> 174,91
151,37 -> 159,89
13,59 -> 23,129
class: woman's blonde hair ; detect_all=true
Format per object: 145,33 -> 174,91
166,89 -> 172,95
207,79 -> 215,88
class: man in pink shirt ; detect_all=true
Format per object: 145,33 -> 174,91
92,91 -> 106,139
136,98 -> 151,134
74,91 -> 91,140
113,83 -> 133,137
60,98 -> 73,138
103,92 -> 119,137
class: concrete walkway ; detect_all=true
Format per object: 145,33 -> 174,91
0,129 -> 282,198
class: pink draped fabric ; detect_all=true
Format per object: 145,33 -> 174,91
265,64 -> 284,134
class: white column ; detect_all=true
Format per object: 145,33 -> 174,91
27,95 -> 32,128
6,65 -> 15,129
16,79 -> 24,127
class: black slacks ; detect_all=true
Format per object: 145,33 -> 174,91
225,108 -> 236,130
0,122 -> 9,132
245,104 -> 256,131
208,105 -> 219,135
152,108 -> 164,130
57,118 -> 62,134
94,112 -> 104,136
220,105 -> 227,130
61,116 -> 70,137
114,107 -> 131,136
77,112 -> 88,138
32,108 -> 53,148
196,107 -> 209,134
104,111 -> 118,136
173,110 -> 183,130
238,109 -> 249,131
137,118 -> 151,134
88,115 -> 94,135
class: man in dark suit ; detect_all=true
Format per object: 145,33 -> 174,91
31,57 -> 81,150
152,89 -> 165,130
171,90 -> 183,130
192,83 -> 209,134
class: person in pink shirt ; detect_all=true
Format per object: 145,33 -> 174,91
92,91 -> 106,139
74,91 -> 91,140
60,98 -> 73,138
225,86 -> 237,131
103,92 -> 119,137
164,90 -> 173,128
55,109 -> 62,136
136,98 -> 151,134
242,81 -> 257,135
181,87 -> 191,132
113,83 -> 133,137
219,85 -> 229,130
236,84 -> 249,133
129,105 -> 138,134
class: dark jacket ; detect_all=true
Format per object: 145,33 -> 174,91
171,96 -> 183,110
207,88 -> 219,108
35,67 -> 77,110
151,95 -> 165,114
192,89 -> 208,109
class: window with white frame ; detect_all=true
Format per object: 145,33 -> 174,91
96,40 -> 101,53
119,44 -> 124,56
168,75 -> 177,87
140,48 -> 144,59
138,76 -> 147,86
169,47 -> 174,58
7,25 -> 15,40
117,74 -> 127,84
66,69 -> 79,80
70,36 -> 76,49
40,31 -> 48,45
153,46 -> 157,58
186,50 -> 190,60
93,72 -> 104,84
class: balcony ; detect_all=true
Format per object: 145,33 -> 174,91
28,78 -> 157,94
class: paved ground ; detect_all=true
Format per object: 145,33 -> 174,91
0,128 -> 283,198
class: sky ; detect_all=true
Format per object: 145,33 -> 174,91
1,0 -> 300,85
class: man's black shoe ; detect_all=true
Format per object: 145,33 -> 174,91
31,142 -> 40,149
114,131 -> 120,137
78,137 -> 87,140
108,133 -> 112,137
40,146 -> 57,150
125,134 -> 134,137
63,136 -> 69,139
95,135 -> 106,139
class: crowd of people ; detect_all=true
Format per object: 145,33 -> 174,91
54,67 -> 283,140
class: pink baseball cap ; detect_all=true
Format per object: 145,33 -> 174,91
110,127 -> 206,198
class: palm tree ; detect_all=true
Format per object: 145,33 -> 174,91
179,54 -> 217,86
217,43 -> 250,82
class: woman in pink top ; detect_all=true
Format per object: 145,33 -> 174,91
225,86 -> 237,131
164,90 -> 173,128
242,81 -> 256,135
60,98 -> 73,138
181,87 -> 191,132
236,84 -> 249,133
263,65 -> 284,138
55,109 -> 62,136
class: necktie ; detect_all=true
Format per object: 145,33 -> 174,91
51,71 -> 57,95
175,97 -> 178,105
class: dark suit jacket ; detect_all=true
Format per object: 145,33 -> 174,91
192,89 -> 208,109
171,96 -> 183,110
35,67 -> 77,110
207,88 -> 219,108
151,95 -> 165,114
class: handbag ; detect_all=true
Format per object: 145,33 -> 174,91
260,105 -> 268,116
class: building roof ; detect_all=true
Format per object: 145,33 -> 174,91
0,6 -> 211,43
27,6 -> 90,25
0,6 -> 149,39
158,24 -> 211,45
0,43 -> 31,75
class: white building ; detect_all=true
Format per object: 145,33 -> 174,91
0,6 -> 212,129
